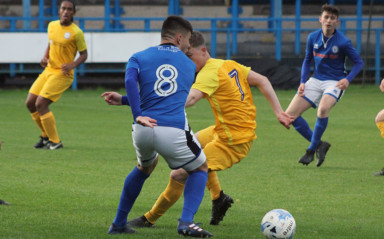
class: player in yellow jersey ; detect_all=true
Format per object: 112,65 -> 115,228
25,0 -> 87,150
102,31 -> 293,226
375,78 -> 384,176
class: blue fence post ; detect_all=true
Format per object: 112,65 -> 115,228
168,0 -> 183,15
269,0 -> 274,31
10,63 -> 16,77
72,68 -> 78,90
226,30 -> 231,60
104,0 -> 111,31
229,0 -> 241,56
295,0 -> 301,55
356,0 -> 362,53
210,20 -> 217,58
22,0 -> 31,30
273,0 -> 282,61
39,0 -> 45,32
375,30 -> 381,85
340,19 -> 346,35
51,0 -> 57,18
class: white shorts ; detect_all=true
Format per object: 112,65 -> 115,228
303,77 -> 345,108
132,124 -> 206,171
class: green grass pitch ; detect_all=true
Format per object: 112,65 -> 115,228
0,85 -> 384,238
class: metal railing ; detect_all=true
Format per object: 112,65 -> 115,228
1,15 -> 383,85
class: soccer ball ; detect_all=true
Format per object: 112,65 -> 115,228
260,209 -> 296,239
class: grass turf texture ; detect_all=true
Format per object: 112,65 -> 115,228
0,85 -> 383,238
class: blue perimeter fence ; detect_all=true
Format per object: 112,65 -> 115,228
1,1 -> 384,88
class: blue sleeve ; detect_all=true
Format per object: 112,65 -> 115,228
300,35 -> 313,84
344,40 -> 364,82
121,95 -> 130,106
125,67 -> 142,120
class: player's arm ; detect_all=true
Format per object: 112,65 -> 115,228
298,35 -> 313,96
125,67 -> 157,128
380,79 -> 384,93
40,44 -> 50,68
337,40 -> 364,90
247,70 -> 294,129
101,92 -> 131,106
61,49 -> 88,75
185,89 -> 205,108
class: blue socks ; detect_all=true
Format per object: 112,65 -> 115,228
292,116 -> 313,142
308,117 -> 328,152
113,166 -> 149,227
180,170 -> 208,223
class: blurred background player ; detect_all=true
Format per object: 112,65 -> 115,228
374,78 -> 384,176
103,31 -> 293,227
285,4 -> 363,167
25,0 -> 87,150
105,17 -> 212,237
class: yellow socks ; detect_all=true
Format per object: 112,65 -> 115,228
377,121 -> 384,138
145,177 -> 185,224
206,171 -> 221,200
40,111 -> 60,143
31,111 -> 47,138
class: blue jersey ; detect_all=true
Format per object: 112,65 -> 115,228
125,44 -> 196,130
301,29 -> 363,83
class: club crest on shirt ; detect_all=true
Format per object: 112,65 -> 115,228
64,32 -> 71,39
314,44 -> 319,49
332,46 -> 339,53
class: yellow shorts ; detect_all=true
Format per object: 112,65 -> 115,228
197,126 -> 253,171
29,70 -> 73,102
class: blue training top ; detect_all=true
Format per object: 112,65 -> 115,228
125,43 -> 196,130
301,29 -> 364,84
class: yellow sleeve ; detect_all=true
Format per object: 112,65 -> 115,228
75,29 -> 87,52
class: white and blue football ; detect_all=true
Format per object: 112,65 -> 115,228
261,209 -> 296,239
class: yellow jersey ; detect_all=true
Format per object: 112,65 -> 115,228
45,20 -> 87,76
192,58 -> 257,145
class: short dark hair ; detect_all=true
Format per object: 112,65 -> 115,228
60,0 -> 76,13
161,16 -> 193,39
189,31 -> 205,48
321,4 -> 339,17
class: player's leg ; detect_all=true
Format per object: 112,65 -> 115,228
374,109 -> 384,176
26,73 -> 49,148
37,73 -> 73,149
153,126 -> 211,237
201,132 -> 252,225
108,124 -> 158,234
131,127 -> 213,227
298,94 -> 336,166
286,95 -> 313,142
375,109 -> 384,138
135,169 -> 187,227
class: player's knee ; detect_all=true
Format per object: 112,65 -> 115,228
170,169 -> 188,183
317,106 -> 330,118
375,110 -> 384,123
25,99 -> 36,112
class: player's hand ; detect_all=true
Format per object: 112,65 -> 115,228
336,78 -> 349,90
297,83 -> 305,97
101,92 -> 123,105
61,63 -> 75,75
40,57 -> 49,68
277,112 -> 295,129
136,116 -> 158,128
380,79 -> 384,93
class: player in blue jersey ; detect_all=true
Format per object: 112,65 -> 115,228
105,16 -> 212,238
374,78 -> 384,176
285,4 -> 364,167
